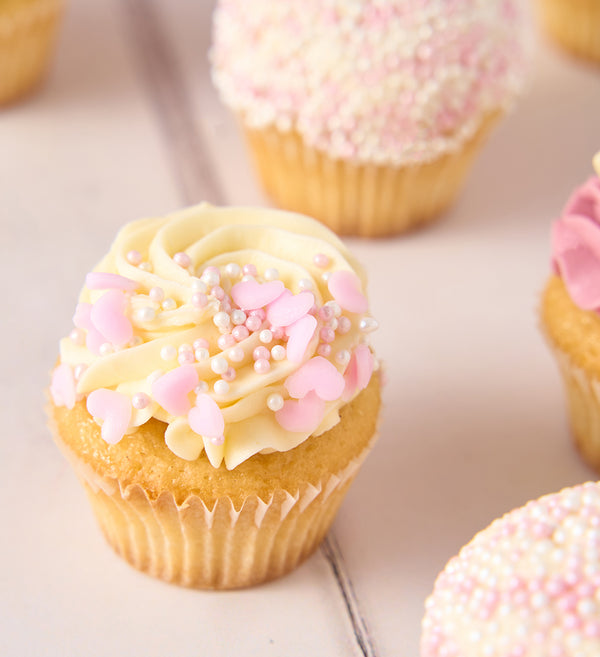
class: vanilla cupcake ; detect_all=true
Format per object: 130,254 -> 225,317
421,482 -> 600,657
0,0 -> 65,105
47,204 -> 381,589
536,0 -> 600,64
211,0 -> 530,237
541,153 -> 600,472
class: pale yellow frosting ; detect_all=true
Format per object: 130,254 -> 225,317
57,204 -> 377,469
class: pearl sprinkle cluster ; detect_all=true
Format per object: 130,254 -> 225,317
212,0 -> 530,166
421,483 -> 600,657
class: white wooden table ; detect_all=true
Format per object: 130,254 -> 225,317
2,2 -> 600,655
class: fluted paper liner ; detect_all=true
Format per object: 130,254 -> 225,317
52,413 -> 374,589
537,0 -> 600,64
0,0 -> 64,105
549,346 -> 600,472
242,113 -> 499,237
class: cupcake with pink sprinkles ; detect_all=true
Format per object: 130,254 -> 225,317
211,0 -> 531,237
421,482 -> 600,657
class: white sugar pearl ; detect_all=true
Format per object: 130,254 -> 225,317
224,263 -> 241,278
324,300 -> 342,317
162,298 -> 177,311
202,270 -> 220,287
194,382 -> 208,394
264,268 -> 279,281
191,278 -> 208,293
335,350 -> 351,366
99,343 -> 113,356
231,309 -> 246,325
271,345 -> 286,361
298,278 -> 313,291
195,347 -> 209,361
136,307 -> 156,322
359,317 -> 379,333
160,345 -> 177,361
267,393 -> 284,412
228,347 -> 245,363
149,286 -> 164,302
259,329 -> 273,344
214,380 -> 229,396
211,356 -> 228,375
139,262 -> 152,272
213,311 -> 230,329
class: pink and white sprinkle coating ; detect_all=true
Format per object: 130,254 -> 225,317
421,483 -> 600,657
211,0 -> 530,166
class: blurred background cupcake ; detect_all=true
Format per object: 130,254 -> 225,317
541,152 -> 600,473
421,482 -> 600,656
211,0 -> 531,237
0,0 -> 65,105
536,0 -> 600,64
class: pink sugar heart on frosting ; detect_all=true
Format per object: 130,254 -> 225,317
86,272 -> 138,291
285,315 -> 317,363
90,290 -> 133,347
267,290 -> 314,327
327,270 -> 368,314
231,279 -> 285,310
50,363 -> 76,409
343,344 -> 374,400
188,393 -> 225,438
86,388 -> 132,445
275,391 -> 325,433
284,356 -> 345,401
152,365 -> 199,416
72,303 -> 107,355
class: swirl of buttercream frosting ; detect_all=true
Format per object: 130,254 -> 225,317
51,204 -> 378,469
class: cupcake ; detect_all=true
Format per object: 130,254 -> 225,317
211,1 -> 530,237
0,0 -> 65,105
47,204 -> 381,589
541,152 -> 600,472
421,482 -> 600,656
536,0 -> 600,64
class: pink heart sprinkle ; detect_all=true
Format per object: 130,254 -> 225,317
50,363 -> 76,409
231,279 -> 285,310
275,391 -> 325,433
86,272 -> 138,291
284,356 -> 345,401
86,388 -> 132,445
285,315 -> 317,363
152,365 -> 199,416
90,290 -> 133,348
327,270 -> 368,314
73,303 -> 93,330
343,344 -> 374,400
188,393 -> 224,438
267,290 -> 314,327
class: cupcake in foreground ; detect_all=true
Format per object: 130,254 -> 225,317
47,204 -> 381,589
421,482 -> 600,657
541,152 -> 600,472
0,0 -> 65,105
211,1 -> 530,237
536,0 -> 600,64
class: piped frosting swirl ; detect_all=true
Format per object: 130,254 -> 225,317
50,204 -> 378,470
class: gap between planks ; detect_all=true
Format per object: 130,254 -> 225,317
121,0 -> 224,206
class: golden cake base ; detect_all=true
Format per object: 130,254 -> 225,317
536,0 -> 600,64
49,376 -> 381,589
0,0 -> 64,105
542,276 -> 600,472
243,115 -> 499,238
